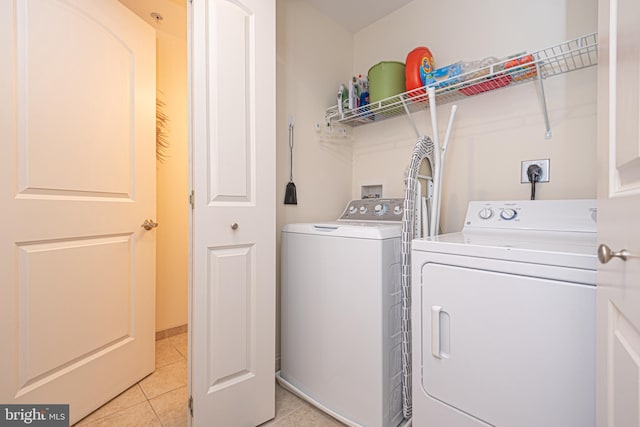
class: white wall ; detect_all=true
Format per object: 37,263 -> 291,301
156,30 -> 188,332
276,0 -> 354,227
352,0 -> 598,232
276,0 -> 354,365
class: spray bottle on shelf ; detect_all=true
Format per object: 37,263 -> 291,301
337,84 -> 346,115
358,74 -> 369,108
348,76 -> 360,110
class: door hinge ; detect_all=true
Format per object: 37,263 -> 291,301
189,190 -> 195,209
188,396 -> 193,417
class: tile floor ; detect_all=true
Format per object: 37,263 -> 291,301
75,333 -> 346,426
76,333 -> 188,427
258,385 -> 346,427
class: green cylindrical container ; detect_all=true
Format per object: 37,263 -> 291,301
368,61 -> 406,104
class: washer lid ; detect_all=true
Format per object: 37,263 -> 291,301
282,221 -> 401,239
412,230 -> 597,270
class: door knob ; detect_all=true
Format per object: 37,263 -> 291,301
597,244 -> 629,264
231,223 -> 239,230
141,219 -> 158,231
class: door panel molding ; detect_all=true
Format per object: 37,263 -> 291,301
610,0 -> 640,196
206,0 -> 255,205
207,244 -> 256,391
607,301 -> 640,426
16,234 -> 134,390
16,0 -> 134,197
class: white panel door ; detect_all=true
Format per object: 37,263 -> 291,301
596,0 -> 640,425
190,0 -> 276,425
0,0 -> 156,424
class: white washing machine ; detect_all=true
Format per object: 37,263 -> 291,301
411,199 -> 597,427
278,198 -> 405,427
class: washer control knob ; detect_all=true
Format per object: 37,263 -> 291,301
359,206 -> 368,214
500,208 -> 518,220
348,205 -> 358,215
393,205 -> 403,215
478,208 -> 494,220
373,204 -> 387,216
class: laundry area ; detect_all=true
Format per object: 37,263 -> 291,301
2,0 -> 638,426
276,0 -> 607,426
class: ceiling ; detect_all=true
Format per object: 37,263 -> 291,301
119,0 -> 414,36
118,0 -> 186,38
303,0 -> 414,33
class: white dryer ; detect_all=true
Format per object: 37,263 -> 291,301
411,199 -> 597,427
278,198 -> 405,427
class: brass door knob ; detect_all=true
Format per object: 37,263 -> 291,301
141,219 -> 158,231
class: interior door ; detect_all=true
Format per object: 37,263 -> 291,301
0,0 -> 156,424
190,0 -> 276,425
596,0 -> 640,425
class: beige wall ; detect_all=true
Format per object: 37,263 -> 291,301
352,0 -> 598,233
276,0 -> 355,365
155,30 -> 188,332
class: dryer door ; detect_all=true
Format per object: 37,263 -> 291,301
420,262 -> 594,427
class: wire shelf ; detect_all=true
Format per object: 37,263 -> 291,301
325,33 -> 598,128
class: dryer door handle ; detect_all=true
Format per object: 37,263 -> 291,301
431,305 -> 450,359
431,305 -> 443,359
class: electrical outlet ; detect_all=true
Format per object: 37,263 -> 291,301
521,159 -> 550,183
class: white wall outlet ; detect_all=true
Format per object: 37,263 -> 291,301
521,159 -> 550,183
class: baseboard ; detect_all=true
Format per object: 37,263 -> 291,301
156,324 -> 188,341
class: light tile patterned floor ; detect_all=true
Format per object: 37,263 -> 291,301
258,385 -> 346,427
75,333 -> 346,426
76,333 -> 188,427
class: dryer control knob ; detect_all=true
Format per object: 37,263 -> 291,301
478,208 -> 494,220
393,205 -> 403,215
500,208 -> 518,220
373,204 -> 387,216
359,206 -> 368,214
348,205 -> 358,215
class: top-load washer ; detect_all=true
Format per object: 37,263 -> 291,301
411,199 -> 597,427
278,198 -> 405,427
